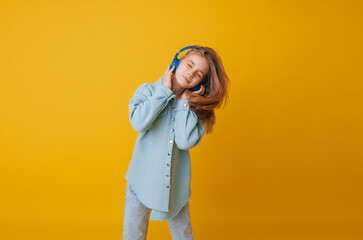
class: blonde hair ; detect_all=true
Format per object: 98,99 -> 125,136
181,45 -> 230,134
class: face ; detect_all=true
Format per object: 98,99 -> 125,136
174,53 -> 210,89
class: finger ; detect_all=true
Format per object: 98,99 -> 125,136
165,64 -> 170,74
194,85 -> 204,95
200,85 -> 205,94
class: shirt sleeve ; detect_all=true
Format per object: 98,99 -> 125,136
174,99 -> 206,150
129,82 -> 175,132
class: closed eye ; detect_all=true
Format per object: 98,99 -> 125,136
187,63 -> 202,78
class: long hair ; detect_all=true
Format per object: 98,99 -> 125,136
181,45 -> 230,134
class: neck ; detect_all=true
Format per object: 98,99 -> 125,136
171,75 -> 185,100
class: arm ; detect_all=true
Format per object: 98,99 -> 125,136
129,82 -> 174,132
174,99 -> 206,150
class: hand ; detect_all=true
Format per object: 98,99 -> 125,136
180,85 -> 205,100
162,64 -> 174,90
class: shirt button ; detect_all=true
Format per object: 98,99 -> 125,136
170,128 -> 174,132
184,103 -> 187,107
166,186 -> 170,188
172,117 -> 175,121
168,152 -> 171,156
169,140 -> 172,144
166,174 -> 169,177
173,107 -> 176,111
166,163 -> 170,167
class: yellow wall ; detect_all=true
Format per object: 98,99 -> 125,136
1,0 -> 362,239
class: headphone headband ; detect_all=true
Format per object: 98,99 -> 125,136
173,46 -> 202,61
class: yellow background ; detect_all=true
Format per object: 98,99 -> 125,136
1,0 -> 362,239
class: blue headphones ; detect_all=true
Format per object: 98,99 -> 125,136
170,46 -> 210,92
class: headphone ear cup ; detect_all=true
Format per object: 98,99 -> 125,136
171,59 -> 180,74
189,84 -> 200,92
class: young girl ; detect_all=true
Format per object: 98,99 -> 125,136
123,45 -> 229,240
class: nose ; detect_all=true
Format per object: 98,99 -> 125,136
187,72 -> 192,78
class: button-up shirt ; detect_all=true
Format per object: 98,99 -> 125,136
124,76 -> 205,220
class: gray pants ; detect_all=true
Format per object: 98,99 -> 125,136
122,182 -> 193,240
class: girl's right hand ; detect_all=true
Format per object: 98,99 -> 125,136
162,64 -> 174,90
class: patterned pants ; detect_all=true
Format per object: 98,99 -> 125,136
122,182 -> 193,240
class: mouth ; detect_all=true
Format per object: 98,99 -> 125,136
183,75 -> 190,83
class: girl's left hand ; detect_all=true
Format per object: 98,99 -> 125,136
180,85 -> 205,100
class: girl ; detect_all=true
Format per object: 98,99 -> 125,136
123,45 -> 229,240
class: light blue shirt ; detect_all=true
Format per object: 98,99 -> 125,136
124,76 -> 205,220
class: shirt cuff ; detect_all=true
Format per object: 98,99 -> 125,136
157,85 -> 175,102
